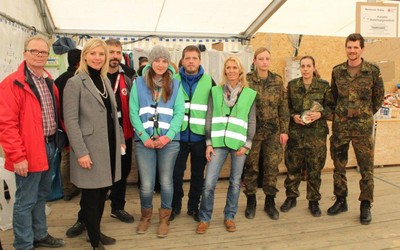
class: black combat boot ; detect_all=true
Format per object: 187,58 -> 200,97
327,196 -> 347,215
264,195 -> 279,220
308,201 -> 321,217
360,200 -> 372,225
280,197 -> 297,212
245,194 -> 257,219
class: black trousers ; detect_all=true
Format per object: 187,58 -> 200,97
172,141 -> 207,212
77,139 -> 131,224
80,187 -> 109,247
109,138 -> 133,211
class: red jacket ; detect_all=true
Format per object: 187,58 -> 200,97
0,61 -> 60,172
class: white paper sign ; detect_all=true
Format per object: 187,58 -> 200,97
360,5 -> 398,37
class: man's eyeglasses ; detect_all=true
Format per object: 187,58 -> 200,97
25,49 -> 50,56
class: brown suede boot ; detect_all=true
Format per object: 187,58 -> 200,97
136,208 -> 153,234
157,208 -> 172,238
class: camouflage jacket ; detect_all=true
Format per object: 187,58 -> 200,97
247,70 -> 289,135
287,77 -> 335,146
331,59 -> 384,136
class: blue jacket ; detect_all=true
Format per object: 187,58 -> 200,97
179,65 -> 210,142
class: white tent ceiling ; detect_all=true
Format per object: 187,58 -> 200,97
258,0 -> 361,37
46,0 -> 271,37
1,0 -> 399,38
43,0 -> 400,38
44,0 -> 368,38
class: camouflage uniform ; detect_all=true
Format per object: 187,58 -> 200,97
284,77 -> 335,201
243,70 -> 290,196
330,59 -> 384,202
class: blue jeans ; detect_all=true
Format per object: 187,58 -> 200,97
199,147 -> 247,222
135,141 -> 180,209
13,141 -> 56,250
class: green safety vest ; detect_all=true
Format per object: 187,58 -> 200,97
210,86 -> 257,151
176,74 -> 212,135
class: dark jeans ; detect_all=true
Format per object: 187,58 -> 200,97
172,141 -> 207,212
110,138 -> 132,211
80,187 -> 109,247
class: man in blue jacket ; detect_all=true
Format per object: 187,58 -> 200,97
170,45 -> 215,221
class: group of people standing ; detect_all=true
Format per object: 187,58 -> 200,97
0,32 -> 384,250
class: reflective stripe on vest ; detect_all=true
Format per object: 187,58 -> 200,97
210,86 -> 257,150
135,76 -> 180,139
176,74 -> 212,134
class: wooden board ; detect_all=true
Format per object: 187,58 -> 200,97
2,167 -> 400,249
374,119 -> 400,166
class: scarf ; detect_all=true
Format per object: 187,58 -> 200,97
223,82 -> 242,107
118,73 -> 134,140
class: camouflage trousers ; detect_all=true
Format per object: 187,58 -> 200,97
243,132 -> 282,196
284,145 -> 326,201
330,134 -> 374,202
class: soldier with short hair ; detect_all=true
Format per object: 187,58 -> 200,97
328,33 -> 384,225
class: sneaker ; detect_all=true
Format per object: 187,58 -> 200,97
187,210 -> 200,222
224,220 -> 236,232
33,234 -> 65,248
111,210 -> 134,223
66,221 -> 85,238
196,222 -> 209,234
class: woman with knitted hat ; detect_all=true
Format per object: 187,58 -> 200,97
129,45 -> 184,238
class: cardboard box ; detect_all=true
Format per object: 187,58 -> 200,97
212,42 -> 224,51
375,61 -> 395,82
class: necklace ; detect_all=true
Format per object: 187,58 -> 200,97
91,77 -> 108,99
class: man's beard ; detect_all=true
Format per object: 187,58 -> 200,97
109,59 -> 120,68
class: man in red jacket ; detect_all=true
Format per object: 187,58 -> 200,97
0,35 -> 65,250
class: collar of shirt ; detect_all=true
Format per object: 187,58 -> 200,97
27,66 -> 48,80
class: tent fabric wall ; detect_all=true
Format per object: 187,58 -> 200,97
0,17 -> 34,81
0,0 -> 46,33
0,0 -> 49,81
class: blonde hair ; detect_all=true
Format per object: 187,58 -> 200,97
253,46 -> 271,59
24,35 -> 50,51
220,56 -> 248,87
77,38 -> 109,78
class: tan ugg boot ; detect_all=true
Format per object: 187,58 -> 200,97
157,208 -> 172,238
136,208 -> 153,234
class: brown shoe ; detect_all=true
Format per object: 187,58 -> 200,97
224,220 -> 236,232
196,222 -> 209,234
